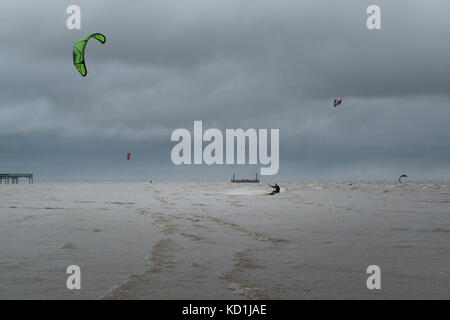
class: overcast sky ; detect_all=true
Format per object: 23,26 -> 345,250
0,0 -> 449,181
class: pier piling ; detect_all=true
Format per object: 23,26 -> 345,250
0,174 -> 33,184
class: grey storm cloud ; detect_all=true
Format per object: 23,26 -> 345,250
0,0 -> 449,180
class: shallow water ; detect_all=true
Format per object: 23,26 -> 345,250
0,181 -> 449,299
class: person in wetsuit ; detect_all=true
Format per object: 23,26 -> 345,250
269,183 -> 280,195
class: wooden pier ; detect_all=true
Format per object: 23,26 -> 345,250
231,173 -> 260,183
0,173 -> 33,184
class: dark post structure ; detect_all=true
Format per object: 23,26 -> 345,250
0,173 -> 33,184
231,173 -> 260,183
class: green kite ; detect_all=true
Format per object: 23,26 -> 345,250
73,33 -> 106,77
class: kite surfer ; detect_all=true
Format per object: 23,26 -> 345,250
268,183 -> 280,195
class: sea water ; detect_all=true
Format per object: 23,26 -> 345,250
0,181 -> 448,299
